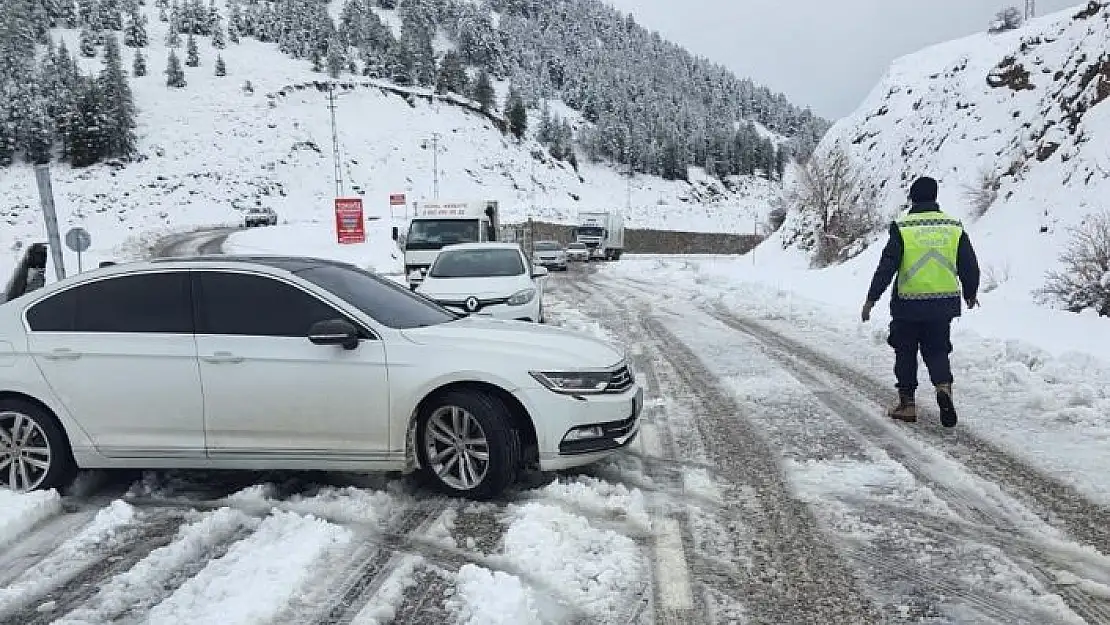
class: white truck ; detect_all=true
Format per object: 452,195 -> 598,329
397,200 -> 500,288
573,211 -> 625,261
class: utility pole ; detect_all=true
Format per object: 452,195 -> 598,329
430,132 -> 442,199
1025,0 -> 1036,19
328,83 -> 343,197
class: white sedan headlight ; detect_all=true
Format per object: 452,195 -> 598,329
530,370 -> 612,394
507,288 -> 536,306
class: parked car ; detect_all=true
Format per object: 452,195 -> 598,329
532,240 -> 568,271
244,207 -> 278,227
565,242 -> 589,262
0,256 -> 642,499
417,242 -> 548,323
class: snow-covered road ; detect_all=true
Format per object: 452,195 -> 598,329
2,250 -> 1110,624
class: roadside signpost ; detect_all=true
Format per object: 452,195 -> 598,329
65,227 -> 92,273
335,197 -> 366,244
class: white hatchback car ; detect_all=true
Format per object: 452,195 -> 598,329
416,242 -> 547,323
0,256 -> 642,499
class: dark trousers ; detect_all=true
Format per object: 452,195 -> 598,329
887,319 -> 954,394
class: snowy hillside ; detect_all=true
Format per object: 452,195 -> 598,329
769,0 -> 1110,313
0,0 -> 800,283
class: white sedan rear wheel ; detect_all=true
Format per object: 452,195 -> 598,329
0,401 -> 74,493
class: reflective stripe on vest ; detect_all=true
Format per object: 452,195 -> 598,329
895,211 -> 963,300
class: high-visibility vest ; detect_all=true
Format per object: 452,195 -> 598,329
895,211 -> 963,300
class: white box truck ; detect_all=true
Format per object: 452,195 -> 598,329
573,211 -> 625,261
396,200 -> 500,288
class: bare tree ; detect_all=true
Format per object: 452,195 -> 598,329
962,167 -> 1000,219
1037,211 -> 1110,316
787,145 -> 880,267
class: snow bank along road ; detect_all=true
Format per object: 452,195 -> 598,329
3,236 -> 1110,624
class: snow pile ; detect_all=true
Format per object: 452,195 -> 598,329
0,0 -> 782,286
144,510 -> 351,625
0,490 -> 62,551
771,1 -> 1110,312
449,565 -> 542,625
225,483 -> 408,528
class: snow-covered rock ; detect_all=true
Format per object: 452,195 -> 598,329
771,0 -> 1110,308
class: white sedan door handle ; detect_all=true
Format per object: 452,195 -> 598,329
44,348 -> 81,361
202,351 -> 245,364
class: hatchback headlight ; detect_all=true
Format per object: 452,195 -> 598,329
530,370 -> 611,394
507,288 -> 536,306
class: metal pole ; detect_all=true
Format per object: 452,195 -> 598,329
431,132 -> 440,199
77,250 -> 83,274
34,165 -> 66,281
329,84 -> 343,197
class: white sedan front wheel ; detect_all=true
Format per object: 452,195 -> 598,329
417,390 -> 520,500
0,400 -> 74,493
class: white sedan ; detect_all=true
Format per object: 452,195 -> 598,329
0,256 -> 642,499
416,242 -> 547,323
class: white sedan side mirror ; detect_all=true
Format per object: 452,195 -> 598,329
532,266 -> 549,279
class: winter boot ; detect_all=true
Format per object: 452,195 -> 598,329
887,393 -> 917,423
936,383 -> 958,428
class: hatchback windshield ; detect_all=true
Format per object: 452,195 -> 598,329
294,263 -> 459,329
534,241 -> 561,251
430,249 -> 525,278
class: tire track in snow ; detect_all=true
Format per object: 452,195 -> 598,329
0,509 -> 189,625
705,300 -> 1110,555
700,301 -> 1110,624
562,278 -> 883,624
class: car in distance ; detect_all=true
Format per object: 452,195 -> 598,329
532,240 -> 568,271
244,207 -> 278,227
565,242 -> 589,262
0,256 -> 641,500
416,242 -> 547,323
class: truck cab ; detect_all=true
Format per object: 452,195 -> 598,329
573,211 -> 625,261
400,201 -> 500,288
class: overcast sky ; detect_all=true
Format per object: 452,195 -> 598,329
603,0 -> 1080,119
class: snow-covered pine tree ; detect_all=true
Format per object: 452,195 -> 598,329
63,77 -> 106,167
472,69 -> 493,112
215,53 -> 226,76
133,48 -> 146,75
53,0 -> 78,28
435,49 -> 467,95
326,37 -> 343,78
185,33 -> 199,66
24,86 -> 54,165
165,48 -> 186,87
377,0 -> 396,9
79,26 -> 97,56
100,0 -> 123,31
211,19 -> 226,48
124,7 -> 147,46
384,38 -> 413,85
502,86 -> 527,138
165,21 -> 181,46
98,33 -> 137,159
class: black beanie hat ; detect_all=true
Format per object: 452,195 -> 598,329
909,176 -> 938,203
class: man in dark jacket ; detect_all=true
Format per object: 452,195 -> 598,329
861,176 -> 980,427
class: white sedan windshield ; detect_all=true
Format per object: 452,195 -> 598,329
430,249 -> 525,278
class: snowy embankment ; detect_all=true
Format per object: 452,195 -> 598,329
774,1 -> 1110,315
600,256 -> 1110,506
1,0 -> 778,288
223,222 -> 404,275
